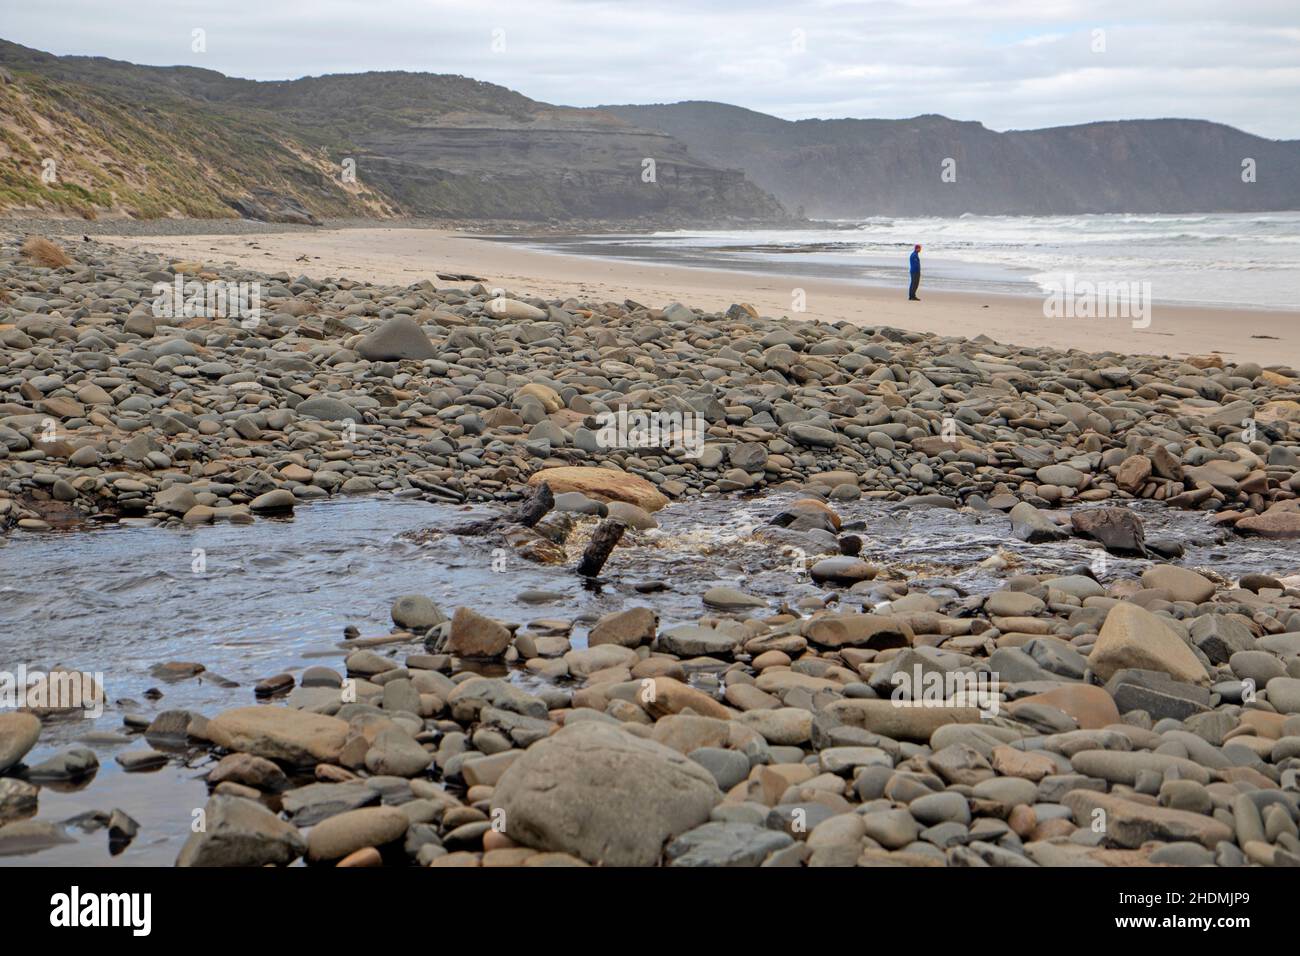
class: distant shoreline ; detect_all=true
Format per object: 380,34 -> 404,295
82,224 -> 1300,367
483,233 -> 1226,311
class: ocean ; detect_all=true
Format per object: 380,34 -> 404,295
509,212 -> 1300,311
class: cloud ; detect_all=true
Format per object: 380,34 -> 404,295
1,0 -> 1295,138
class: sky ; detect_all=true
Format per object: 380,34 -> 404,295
2,0 -> 1298,138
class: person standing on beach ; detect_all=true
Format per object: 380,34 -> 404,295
909,244 -> 922,301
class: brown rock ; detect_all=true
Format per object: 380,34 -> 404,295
1089,602 -> 1209,685
802,613 -> 914,650
527,466 -> 669,512
206,706 -> 350,765
306,806 -> 409,862
1140,566 -> 1215,603
991,746 -> 1056,781
645,677 -> 731,720
1116,455 -> 1152,493
1009,685 -> 1120,730
447,607 -> 513,659
820,699 -> 984,742
587,607 -> 657,648
1236,509 -> 1300,539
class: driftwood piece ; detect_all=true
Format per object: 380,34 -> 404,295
576,519 -> 627,577
513,481 -> 554,528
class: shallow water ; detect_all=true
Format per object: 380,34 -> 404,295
2,492 -> 1297,865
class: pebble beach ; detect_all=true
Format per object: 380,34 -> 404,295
2,230 -> 1300,868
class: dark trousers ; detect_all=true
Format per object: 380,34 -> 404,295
909,273 -> 920,299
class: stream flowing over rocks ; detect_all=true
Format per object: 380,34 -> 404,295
2,233 -> 1300,867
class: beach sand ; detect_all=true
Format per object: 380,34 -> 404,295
101,226 -> 1299,367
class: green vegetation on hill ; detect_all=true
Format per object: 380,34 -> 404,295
0,40 -> 785,223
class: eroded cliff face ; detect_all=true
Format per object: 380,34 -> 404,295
607,102 -> 1300,216
331,109 -> 784,221
0,40 -> 787,223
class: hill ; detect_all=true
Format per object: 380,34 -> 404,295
605,101 -> 1300,216
0,40 -> 786,223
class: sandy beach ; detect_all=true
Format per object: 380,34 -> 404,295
99,226 -> 1300,369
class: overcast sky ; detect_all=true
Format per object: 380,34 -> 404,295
3,0 -> 1297,138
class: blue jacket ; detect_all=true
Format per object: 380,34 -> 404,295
910,250 -> 920,275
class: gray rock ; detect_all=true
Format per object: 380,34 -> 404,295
666,821 -> 793,866
281,781 -> 381,825
365,728 -> 433,777
491,721 -> 722,866
176,794 -> 306,866
296,396 -> 361,421
391,594 -> 446,631
25,747 -> 99,780
909,791 -> 972,825
657,624 -> 739,658
357,316 -> 438,361
1009,502 -> 1068,543
688,747 -> 751,791
1104,668 -> 1212,721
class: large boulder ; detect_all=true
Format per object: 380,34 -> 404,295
1140,566 -> 1215,604
1089,602 -> 1209,685
1070,507 -> 1146,556
491,721 -> 722,866
176,794 -> 306,866
587,607 -> 657,648
527,466 -> 669,512
356,316 -> 438,361
391,594 -> 446,631
1007,684 -> 1120,729
446,606 -> 512,659
1236,508 -> 1300,539
206,707 -> 349,765
0,713 -> 41,774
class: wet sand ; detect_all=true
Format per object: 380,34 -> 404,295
101,226 -> 1300,368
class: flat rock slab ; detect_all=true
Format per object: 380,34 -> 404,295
802,613 -> 913,650
527,466 -> 668,512
1069,749 -> 1212,785
1009,684 -> 1121,730
822,699 -> 986,742
281,782 -> 381,826
0,820 -> 75,857
206,706 -> 350,765
1063,791 -> 1232,849
666,821 -> 793,866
